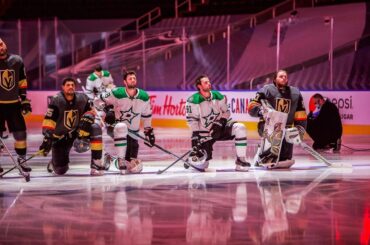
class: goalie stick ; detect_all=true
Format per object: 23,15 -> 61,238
299,141 -> 352,168
284,127 -> 352,168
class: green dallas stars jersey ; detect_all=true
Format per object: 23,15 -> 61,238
185,90 -> 230,132
96,87 -> 152,131
85,70 -> 115,99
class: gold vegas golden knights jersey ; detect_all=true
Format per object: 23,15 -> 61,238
0,54 -> 27,104
42,92 -> 91,137
248,83 -> 307,129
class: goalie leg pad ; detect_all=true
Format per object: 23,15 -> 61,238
266,159 -> 295,169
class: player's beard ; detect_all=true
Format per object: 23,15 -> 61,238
127,84 -> 136,89
66,89 -> 75,96
202,86 -> 211,93
0,47 -> 7,57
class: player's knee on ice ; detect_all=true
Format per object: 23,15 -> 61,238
53,165 -> 69,175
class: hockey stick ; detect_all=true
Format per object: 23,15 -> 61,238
0,149 -> 44,178
0,138 -> 30,182
299,141 -> 352,168
157,150 -> 192,174
128,130 -> 208,173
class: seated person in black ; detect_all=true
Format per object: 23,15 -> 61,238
306,93 -> 342,152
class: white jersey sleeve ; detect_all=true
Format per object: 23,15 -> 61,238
85,73 -> 99,99
186,97 -> 201,132
141,99 -> 152,128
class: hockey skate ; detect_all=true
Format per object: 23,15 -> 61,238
90,159 -> 105,176
125,158 -> 143,174
18,155 -> 32,172
0,138 -> 30,182
116,158 -> 127,175
235,157 -> 250,172
103,152 -> 117,170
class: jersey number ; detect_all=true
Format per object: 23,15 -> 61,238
186,105 -> 192,114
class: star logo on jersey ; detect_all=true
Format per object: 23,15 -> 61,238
64,110 -> 78,130
0,69 -> 16,91
119,107 -> 139,124
202,108 -> 220,128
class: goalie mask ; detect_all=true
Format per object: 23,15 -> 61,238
188,148 -> 208,170
73,138 -> 91,153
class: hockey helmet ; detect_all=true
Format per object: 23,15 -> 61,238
188,148 -> 208,170
73,137 -> 91,153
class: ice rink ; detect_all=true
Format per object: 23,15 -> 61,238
1,126 -> 370,244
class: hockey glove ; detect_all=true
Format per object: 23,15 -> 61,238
189,145 -> 205,159
210,118 -> 227,140
21,98 -> 32,116
144,127 -> 155,147
78,112 -> 95,138
39,136 -> 53,156
104,105 -> 116,126
191,131 -> 209,147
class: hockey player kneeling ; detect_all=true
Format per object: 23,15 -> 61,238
185,75 -> 250,171
39,77 -> 104,176
94,71 -> 154,175
248,70 -> 307,169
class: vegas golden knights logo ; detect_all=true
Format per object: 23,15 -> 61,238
275,98 -> 291,113
0,70 -> 16,91
64,110 -> 78,130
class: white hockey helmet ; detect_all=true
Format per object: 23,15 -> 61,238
188,149 -> 209,170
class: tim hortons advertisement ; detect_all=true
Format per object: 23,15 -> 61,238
28,91 -> 370,125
